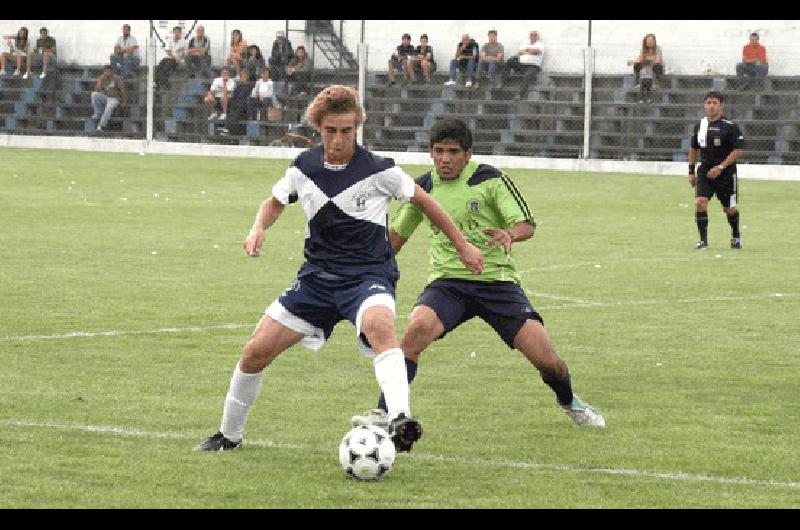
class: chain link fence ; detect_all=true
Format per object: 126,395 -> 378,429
2,20 -> 799,166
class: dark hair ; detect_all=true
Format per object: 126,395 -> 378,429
488,29 -> 497,36
402,33 -> 411,39
420,34 -> 428,39
429,118 -> 473,151
104,64 -> 113,70
704,90 -> 724,103
39,27 -> 48,33
123,24 -> 131,30
750,32 -> 759,37
173,26 -> 182,32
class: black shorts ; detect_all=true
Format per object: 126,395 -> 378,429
696,167 -> 738,208
415,278 -> 543,349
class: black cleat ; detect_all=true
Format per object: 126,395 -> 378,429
389,413 -> 423,453
696,241 -> 708,250
730,238 -> 742,249
195,431 -> 242,451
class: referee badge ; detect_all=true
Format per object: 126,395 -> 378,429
468,200 -> 480,213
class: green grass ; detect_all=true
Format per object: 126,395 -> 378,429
1,147 -> 799,508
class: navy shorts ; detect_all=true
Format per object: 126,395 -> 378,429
696,168 -> 738,208
414,278 -> 543,349
265,273 -> 397,356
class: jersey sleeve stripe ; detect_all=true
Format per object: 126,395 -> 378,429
500,174 -> 533,222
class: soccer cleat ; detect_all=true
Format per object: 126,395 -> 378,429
561,396 -> 606,427
218,112 -> 227,120
96,125 -> 102,131
40,72 -> 46,79
195,431 -> 242,451
696,241 -> 708,250
730,237 -> 742,249
207,112 -> 218,121
22,71 -> 29,79
388,413 -> 423,452
351,408 -> 390,430
443,80 -> 456,86
14,69 -> 21,76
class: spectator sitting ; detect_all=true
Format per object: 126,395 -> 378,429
226,29 -> 247,78
475,29 -> 504,88
205,66 -> 236,121
249,67 -> 281,121
405,33 -> 436,84
90,64 -> 128,132
219,69 -> 255,136
286,45 -> 313,97
269,30 -> 293,81
110,24 -> 140,80
636,56 -> 656,104
243,44 -> 266,82
507,30 -> 544,100
387,33 -> 415,86
627,33 -> 664,89
736,32 -> 768,90
154,25 -> 186,90
30,27 -> 57,79
444,33 -> 479,87
0,26 -> 31,78
186,25 -> 212,79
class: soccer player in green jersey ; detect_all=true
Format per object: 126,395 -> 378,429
354,118 -> 605,429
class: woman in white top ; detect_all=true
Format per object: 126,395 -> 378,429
627,33 -> 664,89
0,27 -> 31,78
248,67 -> 281,120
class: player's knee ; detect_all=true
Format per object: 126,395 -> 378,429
695,197 -> 709,208
241,339 -> 275,369
360,308 -> 396,342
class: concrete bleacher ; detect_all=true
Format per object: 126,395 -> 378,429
2,63 -> 799,165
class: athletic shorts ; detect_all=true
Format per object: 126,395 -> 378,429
414,278 -> 543,349
265,273 -> 396,357
696,168 -> 738,208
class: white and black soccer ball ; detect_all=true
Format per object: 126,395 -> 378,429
338,425 -> 396,481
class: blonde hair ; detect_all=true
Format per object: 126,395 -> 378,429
305,85 -> 366,128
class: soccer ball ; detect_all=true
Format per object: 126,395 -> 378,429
338,424 -> 396,481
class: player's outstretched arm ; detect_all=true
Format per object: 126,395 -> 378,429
244,196 -> 285,257
409,184 -> 484,274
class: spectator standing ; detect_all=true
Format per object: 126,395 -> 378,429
387,33 -> 415,86
405,34 -> 436,84
627,33 -> 663,89
186,25 -> 212,79
0,27 -> 31,78
249,67 -> 281,121
475,29 -> 504,88
508,30 -> 544,100
269,31 -> 293,81
444,34 -> 479,87
736,32 -> 768,90
205,67 -> 236,121
31,27 -> 57,79
155,26 -> 186,90
243,45 -> 266,82
286,46 -> 313,97
220,70 -> 255,136
110,24 -> 140,80
226,29 -> 247,77
91,64 -> 128,132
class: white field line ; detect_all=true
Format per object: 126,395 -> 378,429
4,292 -> 797,342
3,419 -> 798,490
520,255 -> 800,274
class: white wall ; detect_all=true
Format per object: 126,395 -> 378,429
2,19 -> 798,75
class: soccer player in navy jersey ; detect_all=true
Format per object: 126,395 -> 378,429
197,86 -> 484,453
354,118 -> 605,429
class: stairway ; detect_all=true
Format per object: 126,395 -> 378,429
306,20 -> 358,70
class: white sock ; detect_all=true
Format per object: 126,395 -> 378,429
373,348 -> 410,420
220,362 -> 264,443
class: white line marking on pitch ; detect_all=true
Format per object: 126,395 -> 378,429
3,419 -> 798,490
2,323 -> 256,341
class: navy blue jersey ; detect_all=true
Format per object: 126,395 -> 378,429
272,145 -> 416,281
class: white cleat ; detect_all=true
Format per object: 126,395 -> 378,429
561,396 -> 606,427
351,408 -> 390,430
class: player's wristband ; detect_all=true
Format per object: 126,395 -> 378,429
688,164 -> 695,174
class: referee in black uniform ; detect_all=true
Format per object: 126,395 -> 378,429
688,91 -> 745,249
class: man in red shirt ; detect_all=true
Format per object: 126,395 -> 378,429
736,32 -> 768,90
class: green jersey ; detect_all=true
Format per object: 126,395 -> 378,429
391,161 -> 534,284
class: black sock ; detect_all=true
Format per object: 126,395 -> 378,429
541,370 -> 574,407
696,211 -> 709,242
727,212 -> 740,239
377,357 -> 418,412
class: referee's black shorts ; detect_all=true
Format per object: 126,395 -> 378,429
696,167 -> 738,208
414,278 -> 543,348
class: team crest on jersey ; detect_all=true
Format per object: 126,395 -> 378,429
353,192 -> 368,211
468,200 -> 480,213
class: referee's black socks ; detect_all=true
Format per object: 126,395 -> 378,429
696,211 -> 709,243
727,211 -> 740,238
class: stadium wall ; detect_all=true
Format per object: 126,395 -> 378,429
3,133 -> 798,182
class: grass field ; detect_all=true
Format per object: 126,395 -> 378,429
1,147 -> 798,508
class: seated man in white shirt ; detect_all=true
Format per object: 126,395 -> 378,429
204,67 -> 236,120
507,30 -> 544,100
155,25 -> 187,90
249,67 -> 282,121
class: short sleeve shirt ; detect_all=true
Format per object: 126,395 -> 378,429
210,77 -> 236,97
115,35 -> 139,57
691,117 -> 745,170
